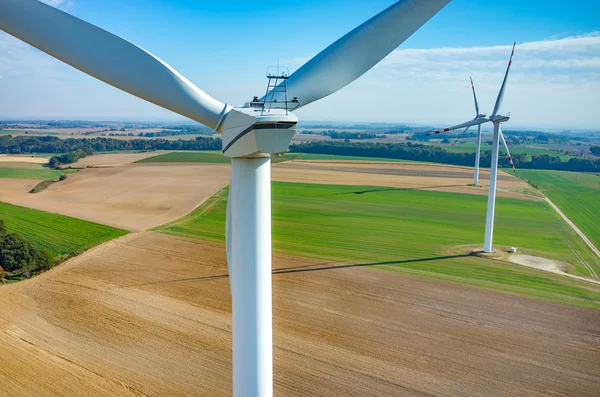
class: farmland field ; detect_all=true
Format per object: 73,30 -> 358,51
517,169 -> 600,252
137,151 -> 413,164
156,182 -> 600,308
441,141 -> 575,160
0,201 -> 128,256
0,165 -> 62,180
136,151 -> 230,163
284,152 -> 410,162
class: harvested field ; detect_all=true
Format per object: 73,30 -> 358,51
0,179 -> 40,201
0,164 -> 230,231
72,151 -> 171,167
0,232 -> 598,396
0,155 -> 49,164
273,160 -> 536,200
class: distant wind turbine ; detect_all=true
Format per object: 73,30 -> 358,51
426,43 -> 517,253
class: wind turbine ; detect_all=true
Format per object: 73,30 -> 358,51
426,43 -> 517,253
0,0 -> 451,396
447,76 -> 516,185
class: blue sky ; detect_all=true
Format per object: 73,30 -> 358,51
1,0 -> 599,130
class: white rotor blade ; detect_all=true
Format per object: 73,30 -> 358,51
491,42 -> 516,117
0,0 -> 228,129
499,130 -> 516,172
470,76 -> 480,116
426,118 -> 488,137
265,0 -> 451,108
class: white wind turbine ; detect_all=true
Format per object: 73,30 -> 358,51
442,76 -> 517,185
0,0 -> 451,395
426,43 -> 517,253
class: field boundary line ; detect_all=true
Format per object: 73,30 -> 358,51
540,192 -> 600,274
565,239 -> 598,280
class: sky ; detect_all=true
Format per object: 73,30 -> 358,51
1,0 -> 599,130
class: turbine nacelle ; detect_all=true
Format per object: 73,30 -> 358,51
490,114 -> 510,123
220,107 -> 297,158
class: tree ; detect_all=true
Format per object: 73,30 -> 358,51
0,231 -> 38,272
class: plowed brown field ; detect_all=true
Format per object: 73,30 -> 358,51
0,179 -> 40,201
1,232 -> 598,396
72,151 -> 170,167
0,164 -> 230,231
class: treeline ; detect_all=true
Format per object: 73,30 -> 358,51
0,220 -> 54,281
329,132 -> 386,140
591,146 -> 600,156
0,135 -> 222,154
49,148 -> 93,168
301,130 -> 386,140
290,141 -> 600,172
137,128 -> 215,138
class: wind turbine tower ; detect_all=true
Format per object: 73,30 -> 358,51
0,0 -> 451,396
427,43 -> 517,253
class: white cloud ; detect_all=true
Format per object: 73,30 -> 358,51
0,21 -> 599,130
295,33 -> 600,130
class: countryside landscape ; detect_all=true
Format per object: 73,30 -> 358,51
1,120 -> 599,395
2,0 -> 600,396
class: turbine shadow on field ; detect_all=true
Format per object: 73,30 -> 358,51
319,185 -> 468,196
272,254 -> 470,275
124,254 -> 470,288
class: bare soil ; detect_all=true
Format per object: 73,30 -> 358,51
0,164 -> 230,231
0,232 -> 598,396
0,179 -> 41,201
71,151 -> 170,167
0,155 -> 49,164
273,160 -> 536,200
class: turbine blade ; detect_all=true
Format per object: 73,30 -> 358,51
265,0 -> 451,108
470,76 -> 480,116
425,118 -> 488,137
0,0 -> 228,129
491,42 -> 516,117
499,130 -> 516,172
451,126 -> 471,146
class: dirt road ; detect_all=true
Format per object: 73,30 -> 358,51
1,232 -> 598,396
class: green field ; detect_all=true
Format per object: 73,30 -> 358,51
517,170 -> 600,253
441,142 -> 575,161
0,201 -> 128,256
284,153 -> 409,162
155,182 -> 600,308
137,151 -> 412,164
137,151 -> 230,163
0,165 -> 62,180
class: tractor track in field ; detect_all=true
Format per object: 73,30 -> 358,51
566,238 -> 599,280
539,192 -> 600,278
